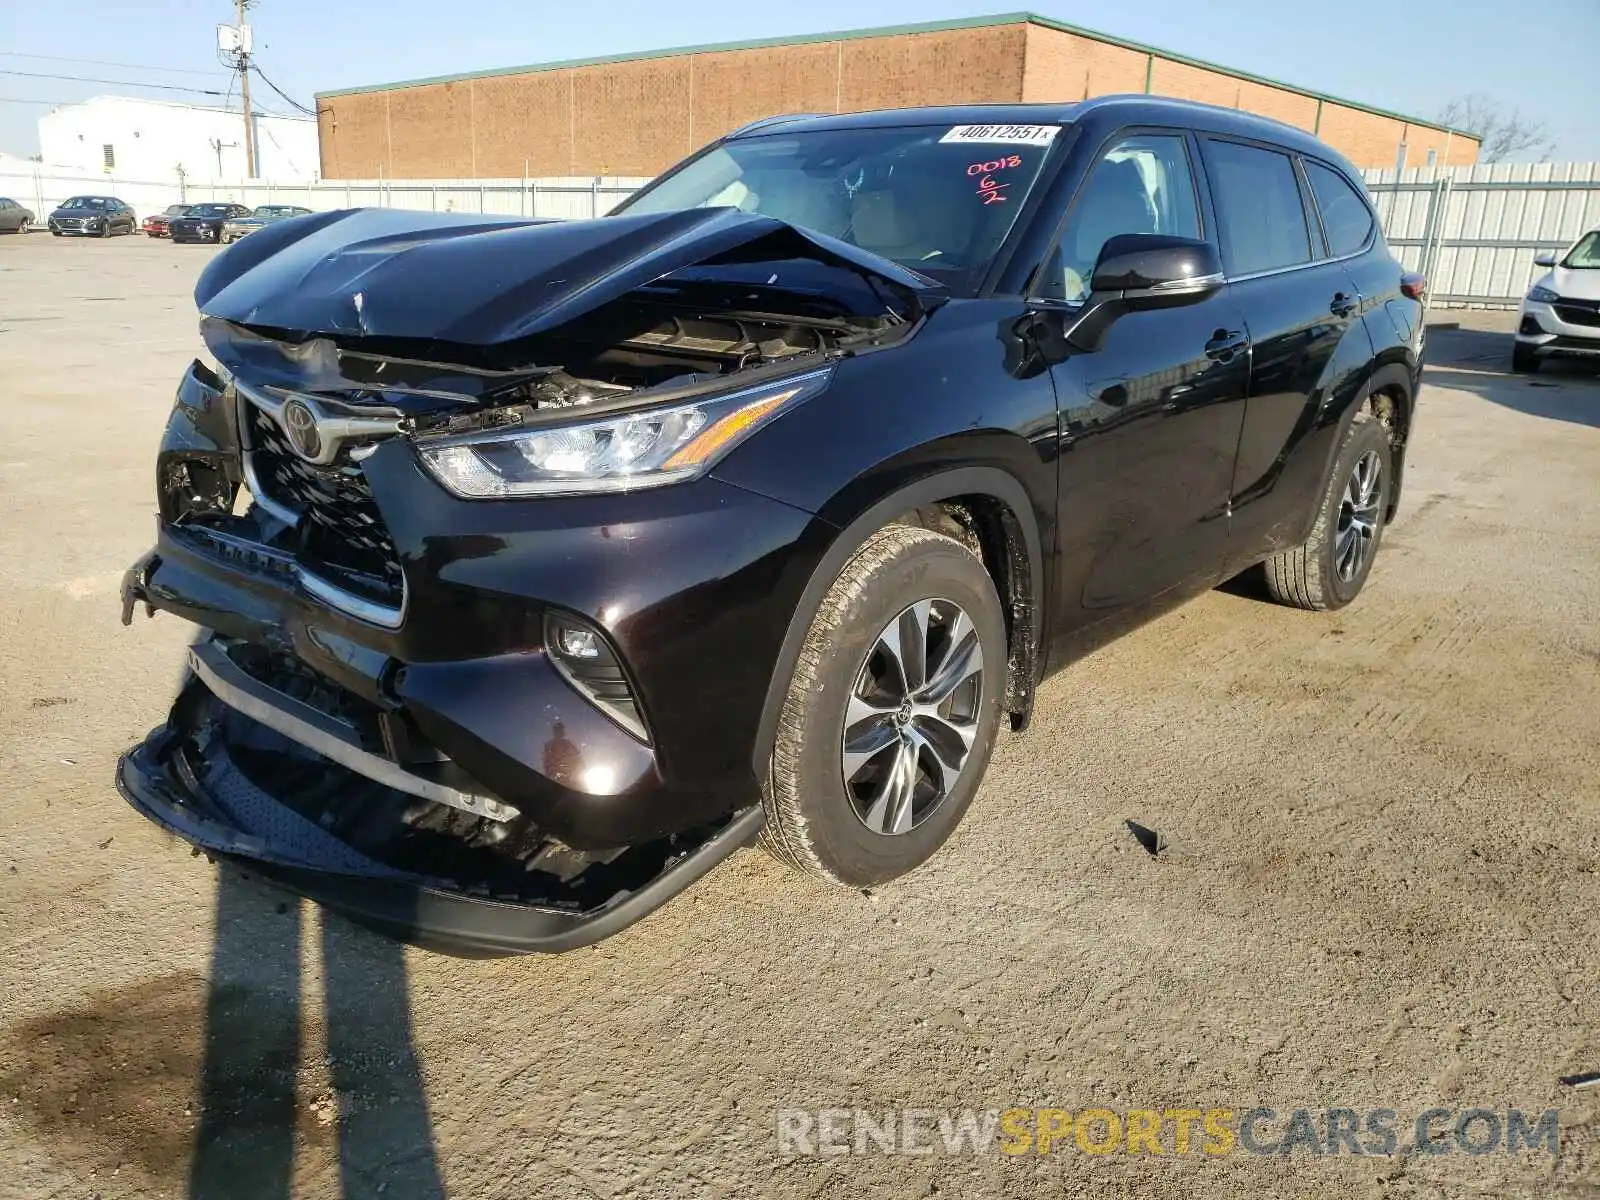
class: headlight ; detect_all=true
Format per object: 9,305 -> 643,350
1528,285 -> 1560,304
418,368 -> 831,498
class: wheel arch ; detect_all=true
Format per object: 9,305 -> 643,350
751,467 -> 1044,777
1350,359 -> 1415,523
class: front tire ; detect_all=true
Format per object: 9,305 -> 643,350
761,524 -> 1006,888
1511,343 -> 1540,373
1263,411 -> 1393,611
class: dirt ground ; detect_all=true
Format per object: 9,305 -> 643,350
1,233 -> 1596,1200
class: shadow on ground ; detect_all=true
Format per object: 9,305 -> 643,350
1425,325 -> 1600,430
190,871 -> 446,1200
1,871 -> 445,1199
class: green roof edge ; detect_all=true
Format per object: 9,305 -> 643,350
312,11 -> 1479,141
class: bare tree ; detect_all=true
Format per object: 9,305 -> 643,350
1437,94 -> 1555,163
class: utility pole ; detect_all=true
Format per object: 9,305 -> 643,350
234,0 -> 257,178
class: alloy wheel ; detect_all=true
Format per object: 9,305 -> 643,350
1335,449 -> 1383,582
840,598 -> 985,836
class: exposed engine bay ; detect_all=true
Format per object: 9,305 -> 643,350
202,271 -> 914,440
191,206 -> 939,440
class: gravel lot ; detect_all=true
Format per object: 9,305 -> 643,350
1,233 -> 1597,1200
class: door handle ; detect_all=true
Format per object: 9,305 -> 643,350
1330,292 -> 1359,318
1205,329 -> 1249,362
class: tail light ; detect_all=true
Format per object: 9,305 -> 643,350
1401,273 -> 1427,301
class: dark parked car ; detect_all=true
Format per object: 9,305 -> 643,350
143,204 -> 193,238
221,204 -> 315,243
48,195 -> 136,236
0,197 -> 35,233
169,202 -> 251,243
119,96 -> 1424,954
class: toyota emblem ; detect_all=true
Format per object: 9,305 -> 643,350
281,399 -> 323,461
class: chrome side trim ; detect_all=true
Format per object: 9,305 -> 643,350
1225,235 -> 1376,285
298,569 -> 407,630
1145,271 -> 1226,293
190,641 -> 518,823
239,449 -> 302,527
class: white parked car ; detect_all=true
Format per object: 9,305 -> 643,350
1514,230 -> 1600,372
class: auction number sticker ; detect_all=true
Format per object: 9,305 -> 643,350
940,124 -> 1060,146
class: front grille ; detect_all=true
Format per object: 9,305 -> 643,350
244,401 -> 405,610
1554,301 -> 1600,329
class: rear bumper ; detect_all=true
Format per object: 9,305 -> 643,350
117,720 -> 763,955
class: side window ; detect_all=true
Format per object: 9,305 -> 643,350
1204,140 -> 1312,276
1305,161 -> 1374,256
1039,133 -> 1201,303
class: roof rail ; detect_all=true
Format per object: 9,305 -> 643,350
726,113 -> 829,138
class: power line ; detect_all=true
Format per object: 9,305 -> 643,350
0,51 -> 226,78
0,69 -> 227,96
251,63 -> 315,117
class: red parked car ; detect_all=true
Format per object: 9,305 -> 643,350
142,204 -> 193,238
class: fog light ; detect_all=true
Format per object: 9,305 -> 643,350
555,625 -> 601,659
544,611 -> 649,743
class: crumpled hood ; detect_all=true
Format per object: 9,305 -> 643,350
194,206 -> 942,345
1540,266 -> 1600,302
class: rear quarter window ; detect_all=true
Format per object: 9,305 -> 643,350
1305,161 -> 1376,257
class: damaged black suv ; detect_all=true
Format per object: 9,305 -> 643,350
119,97 -> 1423,953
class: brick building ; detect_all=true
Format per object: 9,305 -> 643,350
314,13 -> 1479,180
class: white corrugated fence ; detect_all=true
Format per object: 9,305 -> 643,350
1363,162 -> 1600,308
0,164 -> 651,224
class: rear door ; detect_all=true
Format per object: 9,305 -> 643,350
1199,137 -> 1374,569
1038,129 -> 1251,658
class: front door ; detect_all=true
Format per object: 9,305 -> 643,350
1032,130 -> 1250,663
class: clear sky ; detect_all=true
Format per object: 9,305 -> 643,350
2,0 -> 1596,163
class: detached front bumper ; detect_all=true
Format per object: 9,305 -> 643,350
117,692 -> 763,955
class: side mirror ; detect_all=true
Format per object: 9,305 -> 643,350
1066,234 -> 1224,352
1090,233 -> 1226,304
1533,251 -> 1558,268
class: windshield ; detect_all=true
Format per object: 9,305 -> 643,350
618,123 -> 1062,288
61,197 -> 108,210
166,205 -> 191,215
1563,231 -> 1600,269
252,206 -> 297,218
189,204 -> 234,218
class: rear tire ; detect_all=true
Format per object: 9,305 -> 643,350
1511,343 -> 1540,373
760,524 -> 1006,888
1262,411 -> 1392,611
